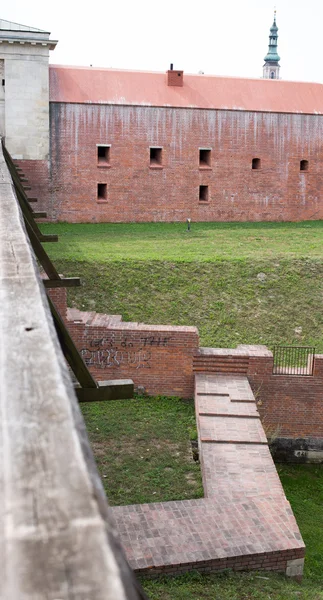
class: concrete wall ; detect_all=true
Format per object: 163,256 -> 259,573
0,41 -> 50,160
47,102 -> 323,222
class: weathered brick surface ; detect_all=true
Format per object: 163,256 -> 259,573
248,355 -> 323,439
42,103 -> 323,222
41,296 -> 310,575
49,290 -> 323,439
47,287 -> 67,318
66,308 -> 198,398
15,159 -> 50,210
112,374 -> 305,578
46,290 -> 323,439
195,346 -> 323,439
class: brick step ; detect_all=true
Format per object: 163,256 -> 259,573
194,356 -> 249,362
193,357 -> 249,374
194,360 -> 249,366
194,364 -> 249,373
195,371 -> 249,375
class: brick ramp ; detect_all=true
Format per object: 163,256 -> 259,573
111,374 -> 305,578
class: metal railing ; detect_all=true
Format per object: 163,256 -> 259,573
272,346 -> 315,376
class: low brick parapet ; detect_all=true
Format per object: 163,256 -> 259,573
112,374 -> 305,578
46,292 -> 323,457
67,312 -> 199,398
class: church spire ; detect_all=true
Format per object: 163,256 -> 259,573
263,10 -> 281,79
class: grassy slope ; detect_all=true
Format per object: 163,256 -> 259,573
42,222 -> 323,597
42,221 -> 323,350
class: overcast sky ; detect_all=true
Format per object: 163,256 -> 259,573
2,0 -> 321,82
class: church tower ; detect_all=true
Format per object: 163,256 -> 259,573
263,11 -> 280,79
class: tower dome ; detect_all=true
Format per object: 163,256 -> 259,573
263,11 -> 280,79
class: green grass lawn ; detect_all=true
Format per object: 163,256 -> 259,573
141,570 -> 323,600
41,221 -> 323,262
81,395 -> 203,506
42,221 -> 323,598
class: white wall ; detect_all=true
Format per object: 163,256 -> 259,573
0,59 -> 4,137
0,42 -> 50,160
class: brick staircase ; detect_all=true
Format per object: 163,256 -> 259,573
194,347 -> 250,374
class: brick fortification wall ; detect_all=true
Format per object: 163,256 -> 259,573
48,289 -> 198,398
47,286 -> 68,317
48,290 -> 323,460
16,159 -> 50,211
194,346 -> 323,462
68,318 -> 198,399
47,102 -> 323,222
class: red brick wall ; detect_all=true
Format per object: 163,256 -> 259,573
194,346 -> 323,439
68,319 -> 199,398
136,547 -> 305,578
46,290 -> 198,397
45,102 -> 323,222
47,287 -> 67,318
16,159 -> 50,211
249,354 -> 323,439
45,287 -> 323,441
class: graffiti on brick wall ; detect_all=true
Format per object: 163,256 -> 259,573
80,347 -> 152,370
80,333 -> 171,370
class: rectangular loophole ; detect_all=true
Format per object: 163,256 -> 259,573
97,183 -> 107,201
199,149 -> 211,167
150,147 -> 162,166
199,185 -> 209,202
97,145 -> 110,165
300,159 -> 309,171
252,158 -> 261,170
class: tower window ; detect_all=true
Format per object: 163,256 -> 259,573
150,147 -> 162,166
300,160 -> 309,171
97,145 -> 110,165
199,185 -> 209,202
252,158 -> 261,170
97,183 -> 107,201
199,148 -> 211,167
270,71 -> 275,79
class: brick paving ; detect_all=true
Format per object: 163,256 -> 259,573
111,374 -> 305,577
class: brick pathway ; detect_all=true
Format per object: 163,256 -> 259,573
112,374 -> 305,578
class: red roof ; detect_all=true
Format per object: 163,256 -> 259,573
49,65 -> 323,115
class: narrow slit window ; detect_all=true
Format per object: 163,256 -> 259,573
300,159 -> 309,171
97,145 -> 110,164
97,183 -> 107,201
199,148 -> 211,167
252,157 -> 261,170
150,147 -> 162,166
199,185 -> 209,202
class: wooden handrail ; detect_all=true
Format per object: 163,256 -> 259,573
0,142 -> 148,599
